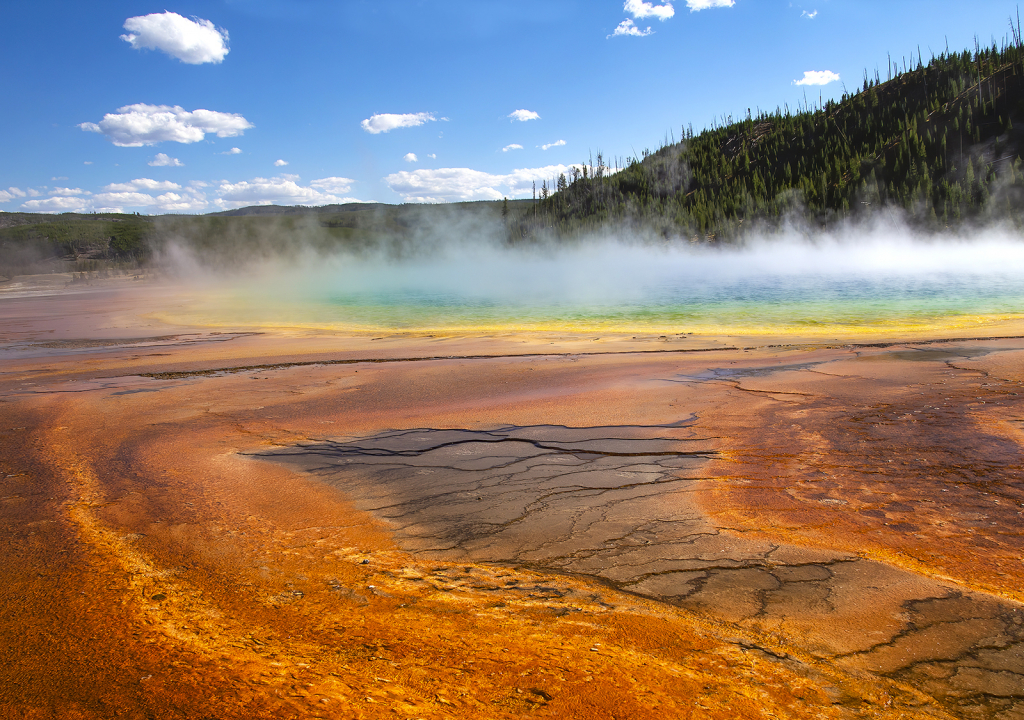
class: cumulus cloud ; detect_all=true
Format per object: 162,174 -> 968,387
274,159 -> 289,167
685,0 -> 734,9
609,19 -> 653,37
384,164 -> 607,203
222,147 -> 242,155
79,104 -> 253,147
216,175 -> 357,208
103,178 -> 181,193
0,187 -> 26,203
309,177 -> 355,194
541,140 -> 566,150
360,112 -> 436,134
502,144 -> 524,152
508,109 -> 540,122
91,189 -> 209,213
21,196 -> 91,213
404,153 -> 418,163
795,70 -> 840,86
625,0 -> 675,20
120,11 -> 229,64
50,187 -> 89,196
428,153 -> 437,159
802,10 -> 818,19
149,152 -> 183,167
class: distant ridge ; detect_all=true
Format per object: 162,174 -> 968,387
514,35 -> 1024,241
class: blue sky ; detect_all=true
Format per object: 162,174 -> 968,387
1,0 -> 1019,213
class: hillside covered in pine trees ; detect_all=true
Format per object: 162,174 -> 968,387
511,36 -> 1024,243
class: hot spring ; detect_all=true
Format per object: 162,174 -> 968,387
161,230 -> 1024,339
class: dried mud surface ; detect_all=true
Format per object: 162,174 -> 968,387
1,277 -> 1023,719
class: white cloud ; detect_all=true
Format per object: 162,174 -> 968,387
625,0 -> 675,20
90,188 -> 209,213
222,147 -> 242,155
801,10 -> 818,19
51,176 -> 68,181
428,153 -> 437,159
121,11 -> 229,64
360,112 -> 436,134
92,191 -> 161,207
216,175 -> 357,208
404,153 -> 418,163
103,178 -> 181,192
685,0 -> 734,10
50,187 -> 89,196
21,196 -> 90,213
795,70 -> 840,86
26,189 -> 41,197
508,109 -> 540,122
274,159 -> 289,167
384,164 -> 608,203
79,104 -> 253,147
609,19 -> 653,37
149,152 -> 183,167
502,144 -> 524,152
541,140 -> 566,150
0,187 -> 26,203
83,161 -> 93,165
309,177 -> 355,194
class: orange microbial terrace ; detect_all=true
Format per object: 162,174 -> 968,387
1,272 -> 1023,719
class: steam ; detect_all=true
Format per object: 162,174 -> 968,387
152,213 -> 1024,334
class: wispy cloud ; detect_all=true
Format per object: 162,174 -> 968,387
685,0 -> 734,10
625,0 -> 675,21
360,112 -> 436,134
508,109 -> 540,122
121,11 -> 229,64
801,9 -> 818,19
541,140 -> 566,151
79,104 -> 252,146
609,18 -> 653,37
502,144 -> 524,152
794,70 -> 840,86
149,152 -> 183,167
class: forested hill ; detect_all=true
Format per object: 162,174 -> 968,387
513,39 -> 1024,242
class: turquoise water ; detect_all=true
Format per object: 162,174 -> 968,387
175,238 -> 1024,336
303,273 -> 1024,333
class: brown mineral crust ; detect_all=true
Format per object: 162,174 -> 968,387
0,388 -> 918,720
695,344 -> 1024,603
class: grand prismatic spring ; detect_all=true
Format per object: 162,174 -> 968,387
2,234 -> 1024,719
